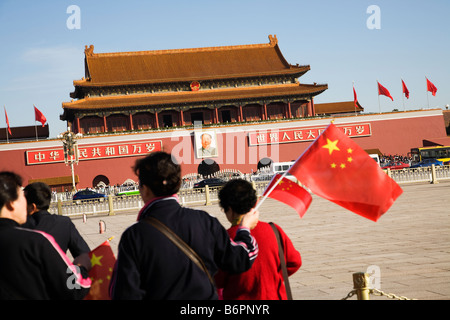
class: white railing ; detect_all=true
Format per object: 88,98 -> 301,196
385,164 -> 450,184
49,165 -> 450,217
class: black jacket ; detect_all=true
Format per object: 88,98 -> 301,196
24,210 -> 90,257
0,218 -> 91,300
109,197 -> 258,300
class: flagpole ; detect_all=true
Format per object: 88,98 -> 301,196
4,106 -> 9,143
401,78 -> 405,111
377,80 -> 381,114
33,105 -> 38,141
425,76 -> 430,108
353,81 -> 356,116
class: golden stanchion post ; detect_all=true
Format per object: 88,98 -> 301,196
353,272 -> 371,300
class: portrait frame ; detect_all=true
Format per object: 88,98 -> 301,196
194,130 -> 218,159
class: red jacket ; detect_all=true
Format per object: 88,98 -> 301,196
215,221 -> 301,300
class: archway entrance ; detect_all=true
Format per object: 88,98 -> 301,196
198,159 -> 220,177
92,175 -> 110,188
257,157 -> 273,171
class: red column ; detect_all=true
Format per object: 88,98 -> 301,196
155,112 -> 159,128
103,116 -> 107,132
180,109 -> 184,126
129,113 -> 134,130
307,101 -> 312,117
215,108 -> 219,124
239,105 -> 243,122
76,117 -> 81,134
263,103 -> 267,120
311,98 -> 315,116
288,102 -> 292,119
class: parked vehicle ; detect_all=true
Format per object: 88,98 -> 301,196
410,158 -> 443,168
193,178 -> 225,189
116,189 -> 140,196
382,162 -> 410,170
369,154 -> 381,166
73,189 -> 108,201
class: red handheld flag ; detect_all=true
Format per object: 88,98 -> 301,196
377,82 -> 394,101
426,78 -> 437,96
34,105 -> 47,127
288,123 -> 402,222
84,239 -> 116,300
401,79 -> 409,99
262,174 -> 312,218
4,107 -> 12,136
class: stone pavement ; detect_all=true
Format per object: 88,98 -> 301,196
71,181 -> 450,300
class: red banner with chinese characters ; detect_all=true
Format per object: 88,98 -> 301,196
26,140 -> 162,165
248,123 -> 371,146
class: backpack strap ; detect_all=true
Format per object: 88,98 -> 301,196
143,217 -> 215,285
269,222 -> 293,300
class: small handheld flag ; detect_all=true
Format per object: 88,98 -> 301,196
262,174 -> 312,218
83,238 -> 116,300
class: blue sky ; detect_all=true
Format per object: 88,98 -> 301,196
1,0 -> 449,138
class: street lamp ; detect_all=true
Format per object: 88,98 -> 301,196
57,127 -> 82,192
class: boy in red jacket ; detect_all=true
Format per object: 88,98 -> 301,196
215,179 -> 301,300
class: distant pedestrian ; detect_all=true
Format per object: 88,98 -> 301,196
23,182 -> 91,271
110,151 -> 259,299
215,179 -> 301,300
0,171 -> 91,299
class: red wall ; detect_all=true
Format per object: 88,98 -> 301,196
0,110 -> 447,189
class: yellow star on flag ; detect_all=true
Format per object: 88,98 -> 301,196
322,139 -> 340,155
91,253 -> 103,267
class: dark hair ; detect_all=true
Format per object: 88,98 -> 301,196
24,182 -> 52,211
219,179 -> 257,215
0,171 -> 23,211
134,151 -> 181,197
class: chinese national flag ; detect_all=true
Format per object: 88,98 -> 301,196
263,173 -> 312,218
288,123 -> 402,222
377,82 -> 394,101
4,107 -> 12,135
402,79 -> 409,99
84,240 -> 116,300
353,86 -> 358,109
34,105 -> 47,127
426,78 -> 437,96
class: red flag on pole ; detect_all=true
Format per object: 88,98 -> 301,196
426,77 -> 437,96
353,86 -> 358,109
401,79 -> 409,99
83,239 -> 116,300
288,123 -> 402,222
4,107 -> 12,136
262,173 -> 312,218
34,105 -> 47,127
377,82 -> 394,101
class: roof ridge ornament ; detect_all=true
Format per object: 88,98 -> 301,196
268,34 -> 278,46
85,45 -> 94,57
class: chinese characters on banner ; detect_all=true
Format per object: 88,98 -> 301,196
248,123 -> 371,146
26,140 -> 162,165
